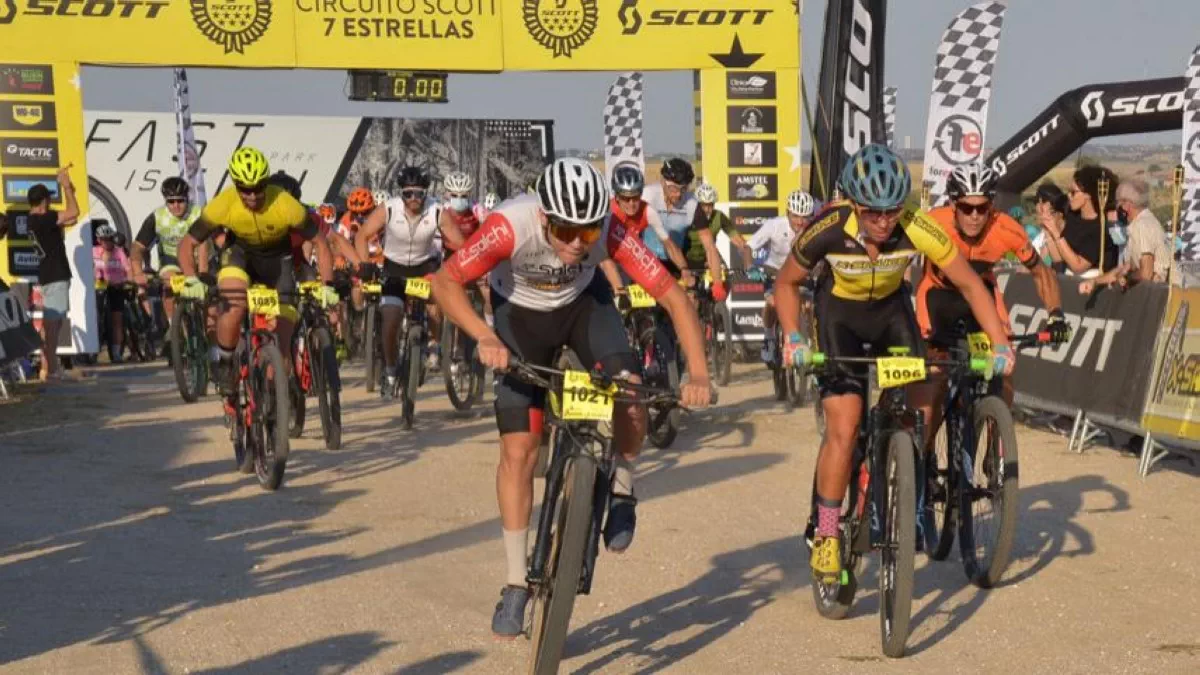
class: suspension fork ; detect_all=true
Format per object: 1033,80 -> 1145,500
527,427 -> 571,584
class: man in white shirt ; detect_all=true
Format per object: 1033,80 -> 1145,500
748,189 -> 815,363
1117,179 -> 1173,283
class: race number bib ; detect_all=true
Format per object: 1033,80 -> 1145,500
169,275 -> 187,294
628,284 -> 656,309
561,370 -> 617,422
94,279 -> 108,291
876,357 -> 926,389
362,281 -> 382,294
247,287 -> 281,318
405,277 -> 432,299
299,281 -> 323,297
967,332 -> 992,358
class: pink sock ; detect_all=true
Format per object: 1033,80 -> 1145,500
816,504 -> 840,537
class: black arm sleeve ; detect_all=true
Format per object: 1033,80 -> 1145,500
134,214 -> 157,248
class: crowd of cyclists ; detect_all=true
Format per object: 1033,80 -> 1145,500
82,139 -> 1071,659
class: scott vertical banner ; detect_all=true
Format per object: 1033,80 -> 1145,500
809,0 -> 888,201
921,1 -> 1007,207
1177,46 -> 1200,261
602,72 -> 644,182
883,86 -> 897,149
172,68 -> 207,206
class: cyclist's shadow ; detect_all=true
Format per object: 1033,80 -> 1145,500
885,473 -> 1130,655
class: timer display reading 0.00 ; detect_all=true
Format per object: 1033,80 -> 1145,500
348,71 -> 448,103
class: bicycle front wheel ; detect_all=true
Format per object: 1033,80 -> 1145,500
922,415 -> 957,561
400,331 -> 421,430
529,454 -> 597,675
312,326 -> 342,451
712,303 -> 733,386
170,302 -> 208,403
442,321 -> 477,411
364,304 -> 379,392
959,396 -> 1020,589
880,431 -> 916,658
250,342 -> 290,491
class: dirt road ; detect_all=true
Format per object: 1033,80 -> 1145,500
2,363 -> 1198,674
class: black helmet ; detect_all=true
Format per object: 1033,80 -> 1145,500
660,158 -> 695,187
161,177 -> 190,199
267,171 -> 302,200
396,166 -> 431,190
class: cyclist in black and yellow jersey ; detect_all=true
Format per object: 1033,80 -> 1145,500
774,144 -> 1016,585
175,147 -> 339,392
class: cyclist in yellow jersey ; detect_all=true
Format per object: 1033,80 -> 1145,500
175,147 -> 338,393
774,144 -> 1015,585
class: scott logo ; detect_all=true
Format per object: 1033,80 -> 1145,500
989,114 -> 1059,177
842,0 -> 873,155
1,0 -> 168,22
1081,91 -> 1105,128
620,1 -> 772,35
1082,89 -> 1185,129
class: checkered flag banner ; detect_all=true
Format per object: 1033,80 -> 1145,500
921,1 -> 1007,207
603,72 -> 645,181
172,68 -> 208,206
883,86 -> 898,149
1178,45 -> 1200,262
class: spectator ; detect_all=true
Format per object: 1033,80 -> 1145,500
92,223 -> 132,363
1116,179 -> 1173,283
1032,183 -> 1069,272
1041,166 -> 1121,276
26,167 -> 80,381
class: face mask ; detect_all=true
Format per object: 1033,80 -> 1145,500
449,197 -> 469,212
1115,206 -> 1129,224
1108,225 -> 1128,247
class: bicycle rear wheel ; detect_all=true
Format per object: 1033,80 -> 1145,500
312,326 -> 342,450
647,337 -> 680,449
529,454 -> 597,675
442,321 -> 477,411
959,396 -> 1019,588
880,431 -> 916,658
922,415 -> 957,561
170,302 -> 208,402
250,343 -> 290,491
711,304 -> 733,386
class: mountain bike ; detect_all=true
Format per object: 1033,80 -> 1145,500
922,329 -> 1050,588
802,348 -> 987,658
168,273 -> 215,403
220,285 -> 290,491
380,274 -> 433,430
620,284 -> 682,448
441,284 -> 486,411
770,284 -> 818,412
123,279 -> 161,362
687,269 -> 732,387
503,358 -> 701,675
288,281 -> 343,450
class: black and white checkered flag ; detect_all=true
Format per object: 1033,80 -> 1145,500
603,72 -> 645,182
1178,44 -> 1200,262
921,1 -> 1007,207
883,86 -> 898,149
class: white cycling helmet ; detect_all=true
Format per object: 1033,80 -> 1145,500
371,190 -> 390,204
94,222 -> 116,239
787,189 -> 815,217
443,170 -> 474,194
695,182 -> 719,204
536,158 -> 609,225
483,192 -> 500,210
946,162 -> 998,201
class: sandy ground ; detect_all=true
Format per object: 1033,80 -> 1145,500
2,362 -> 1199,674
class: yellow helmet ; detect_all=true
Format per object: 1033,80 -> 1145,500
228,146 -> 269,186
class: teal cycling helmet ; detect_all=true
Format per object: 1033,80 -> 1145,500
838,143 -> 911,210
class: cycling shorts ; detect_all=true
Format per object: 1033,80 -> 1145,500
101,284 -> 129,313
916,281 -> 1010,341
492,275 -> 638,434
381,258 -> 439,307
218,244 -> 299,323
158,252 -> 182,276
814,286 -> 923,398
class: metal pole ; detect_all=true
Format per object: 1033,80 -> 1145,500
1168,165 -> 1185,286
1097,175 -> 1110,274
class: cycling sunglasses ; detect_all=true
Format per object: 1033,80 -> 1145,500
165,197 -> 188,205
955,201 -> 992,216
858,205 -> 903,219
235,182 -> 267,196
401,189 -> 427,200
548,217 -> 604,245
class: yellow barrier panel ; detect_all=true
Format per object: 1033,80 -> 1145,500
1142,287 -> 1200,440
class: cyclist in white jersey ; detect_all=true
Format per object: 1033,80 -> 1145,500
432,158 -> 712,638
750,189 -> 816,363
355,166 -> 464,396
640,157 -> 697,284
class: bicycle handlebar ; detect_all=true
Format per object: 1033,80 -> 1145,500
500,358 -> 717,407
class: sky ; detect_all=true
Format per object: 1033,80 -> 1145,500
83,0 -> 1200,155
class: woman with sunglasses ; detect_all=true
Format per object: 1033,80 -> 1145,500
774,144 -> 1015,586
431,157 -> 713,637
1041,166 -> 1121,277
354,166 -> 465,396
132,177 -> 207,326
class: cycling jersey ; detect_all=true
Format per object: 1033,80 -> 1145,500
685,208 -> 736,266
640,183 -> 698,260
444,193 -> 673,311
792,201 -> 958,302
135,204 -> 201,265
337,211 -> 383,262
607,198 -> 670,242
189,185 -> 314,253
382,198 -> 441,266
442,203 -> 485,253
747,215 -> 798,271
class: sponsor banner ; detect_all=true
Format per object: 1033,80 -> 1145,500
1003,272 -> 1167,424
727,139 -> 777,168
986,76 -> 1186,199
1176,45 -> 1200,261
0,2 -> 297,68
726,105 -> 777,135
5,210 -> 29,237
729,306 -> 766,341
293,0 -> 503,70
1143,288 -> 1200,439
920,2 -> 1006,207
726,72 -> 777,100
0,100 -> 57,132
729,172 -> 778,203
172,69 -> 208,207
730,277 -> 766,303
0,277 -> 39,364
809,0 -> 888,200
3,175 -> 59,205
1,136 -> 60,169
729,207 -> 778,236
6,243 -> 40,277
0,64 -> 54,95
504,1 -> 799,71
883,85 -> 897,148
